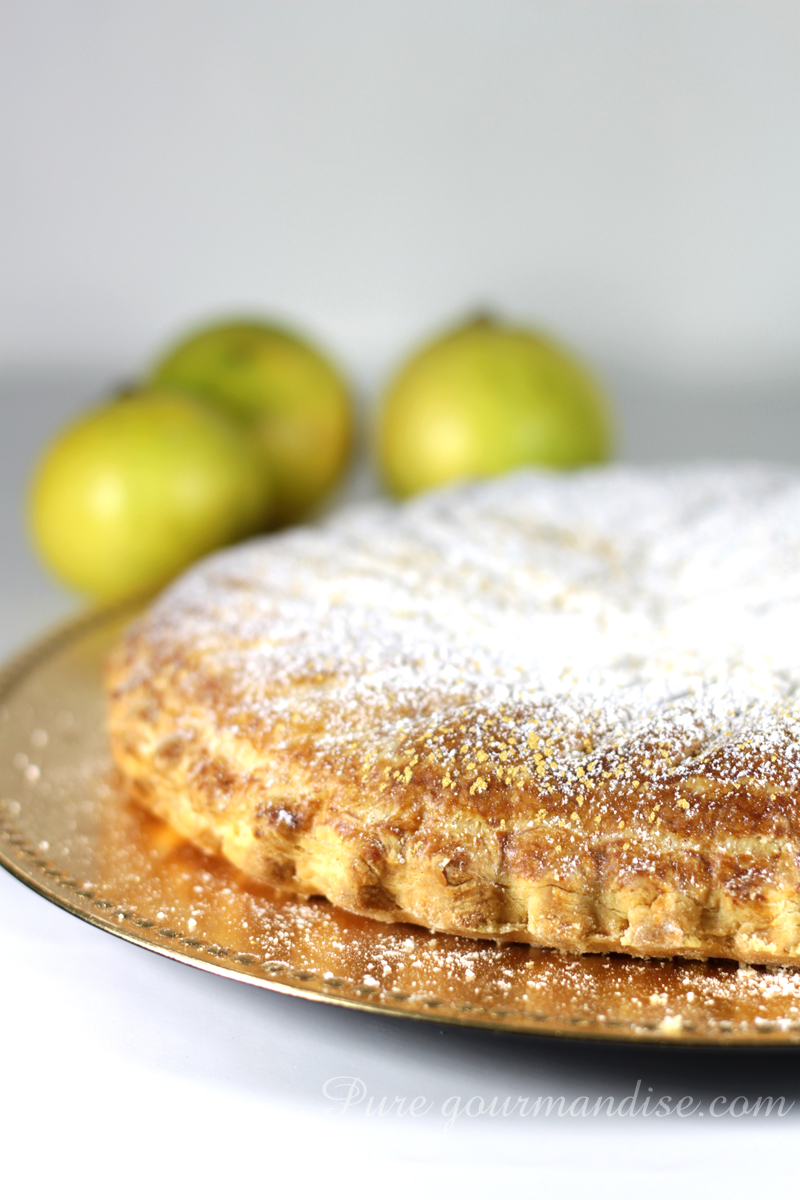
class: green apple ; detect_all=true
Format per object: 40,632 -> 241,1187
378,317 -> 612,497
150,320 -> 353,524
29,389 -> 273,601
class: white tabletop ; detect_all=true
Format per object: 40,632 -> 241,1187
1,371 -> 799,1199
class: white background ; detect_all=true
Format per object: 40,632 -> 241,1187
1,2 -> 799,1196
2,0 -> 799,381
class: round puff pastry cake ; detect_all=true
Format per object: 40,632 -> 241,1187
107,465 -> 800,966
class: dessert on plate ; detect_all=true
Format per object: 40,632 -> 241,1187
107,465 -> 800,966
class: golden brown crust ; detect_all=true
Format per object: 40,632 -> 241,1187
107,467 -> 800,965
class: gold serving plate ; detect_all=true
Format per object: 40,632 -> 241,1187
1,604 -> 800,1045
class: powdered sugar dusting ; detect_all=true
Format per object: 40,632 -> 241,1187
132,465 -> 800,821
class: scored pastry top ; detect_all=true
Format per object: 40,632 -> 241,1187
114,463 -> 800,857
